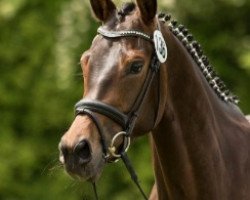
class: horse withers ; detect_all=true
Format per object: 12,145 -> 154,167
59,0 -> 250,199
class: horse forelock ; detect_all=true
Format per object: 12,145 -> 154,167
102,1 -> 156,34
117,2 -> 136,17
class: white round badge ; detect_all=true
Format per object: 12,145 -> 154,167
153,30 -> 168,63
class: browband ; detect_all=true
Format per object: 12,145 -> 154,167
97,27 -> 153,42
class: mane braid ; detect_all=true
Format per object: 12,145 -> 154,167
157,13 -> 239,105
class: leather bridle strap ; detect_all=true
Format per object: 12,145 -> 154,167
75,28 -> 160,155
75,27 -> 161,200
75,56 -> 159,158
75,108 -> 109,157
75,100 -> 128,130
97,27 -> 153,42
75,55 -> 160,154
126,56 -> 160,137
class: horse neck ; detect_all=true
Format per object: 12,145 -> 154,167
150,28 -> 242,199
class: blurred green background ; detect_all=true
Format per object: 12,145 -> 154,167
0,0 -> 249,199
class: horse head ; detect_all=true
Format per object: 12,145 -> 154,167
58,0 -> 165,182
58,1 -> 250,199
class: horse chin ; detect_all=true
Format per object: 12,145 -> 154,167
65,153 -> 105,183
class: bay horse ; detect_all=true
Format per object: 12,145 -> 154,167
59,0 -> 250,199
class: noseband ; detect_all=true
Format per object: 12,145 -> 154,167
75,25 -> 167,199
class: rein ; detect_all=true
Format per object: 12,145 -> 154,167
75,24 -> 167,199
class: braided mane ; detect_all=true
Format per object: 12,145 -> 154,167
116,4 -> 239,105
157,13 -> 239,104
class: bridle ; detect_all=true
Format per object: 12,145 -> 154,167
75,25 -> 166,199
75,24 -> 167,199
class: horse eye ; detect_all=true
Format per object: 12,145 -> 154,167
129,61 -> 143,74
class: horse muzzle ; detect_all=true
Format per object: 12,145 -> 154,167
59,127 -> 105,182
59,140 -> 87,178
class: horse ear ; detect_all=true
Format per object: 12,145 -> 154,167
90,0 -> 116,22
136,0 -> 157,24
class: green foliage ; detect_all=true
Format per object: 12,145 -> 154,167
0,0 -> 249,199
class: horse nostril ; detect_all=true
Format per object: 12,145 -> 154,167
74,140 -> 92,165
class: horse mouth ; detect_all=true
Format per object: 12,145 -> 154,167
61,153 -> 105,182
66,167 -> 97,182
